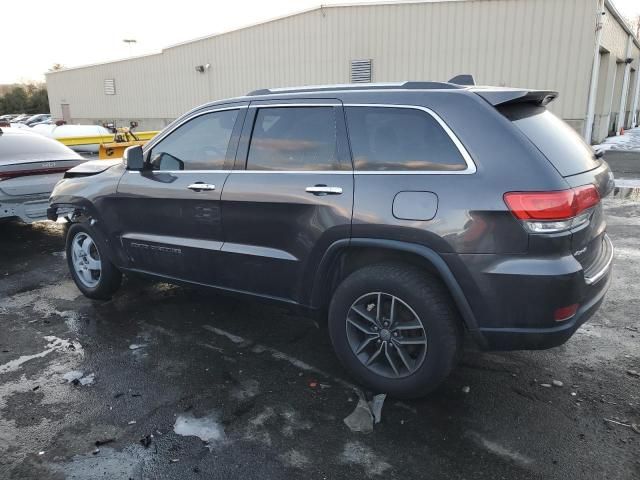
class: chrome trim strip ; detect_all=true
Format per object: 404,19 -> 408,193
143,103 -> 476,176
231,170 -> 351,174
121,233 -> 223,251
343,103 -> 476,174
127,170 -> 229,174
187,183 -> 216,191
305,186 -> 343,194
585,234 -> 613,285
221,242 -> 298,261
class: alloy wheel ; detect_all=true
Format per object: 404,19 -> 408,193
71,232 -> 102,288
345,292 -> 428,379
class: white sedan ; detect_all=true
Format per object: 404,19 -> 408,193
0,127 -> 85,223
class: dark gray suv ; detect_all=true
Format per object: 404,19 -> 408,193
48,82 -> 614,398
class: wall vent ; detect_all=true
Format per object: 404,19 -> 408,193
351,59 -> 372,83
104,79 -> 116,95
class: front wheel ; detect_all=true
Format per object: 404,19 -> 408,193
328,264 -> 462,398
66,223 -> 122,300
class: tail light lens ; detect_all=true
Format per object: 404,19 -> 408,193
504,185 -> 600,233
0,167 -> 70,181
554,304 -> 579,322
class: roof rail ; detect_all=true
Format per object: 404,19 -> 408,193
247,81 -> 463,96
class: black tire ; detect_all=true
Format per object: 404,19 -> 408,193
65,222 -> 122,300
328,263 -> 462,399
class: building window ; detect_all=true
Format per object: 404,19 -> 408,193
104,79 -> 116,95
351,59 -> 372,83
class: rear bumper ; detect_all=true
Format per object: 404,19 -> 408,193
478,272 -> 610,350
446,237 -> 613,351
0,196 -> 51,223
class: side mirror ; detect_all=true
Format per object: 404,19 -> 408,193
123,145 -> 144,170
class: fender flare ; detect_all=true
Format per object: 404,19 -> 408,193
52,200 -> 120,265
311,238 -> 485,345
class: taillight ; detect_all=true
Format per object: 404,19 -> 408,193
504,185 -> 600,233
0,167 -> 70,181
554,304 -> 579,322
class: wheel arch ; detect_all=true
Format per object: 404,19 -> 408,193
311,238 -> 483,343
54,199 -> 120,266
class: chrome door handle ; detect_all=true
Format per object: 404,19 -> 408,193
305,186 -> 343,195
187,183 -> 216,191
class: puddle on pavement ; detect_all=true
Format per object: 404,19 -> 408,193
173,412 -> 225,448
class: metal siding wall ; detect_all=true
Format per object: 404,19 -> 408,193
601,5 -> 630,59
46,0 -> 596,126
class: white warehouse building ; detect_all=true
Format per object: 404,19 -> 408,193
46,0 -> 640,144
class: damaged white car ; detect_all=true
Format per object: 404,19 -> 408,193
0,127 -> 85,223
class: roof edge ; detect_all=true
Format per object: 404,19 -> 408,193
45,1 -> 467,75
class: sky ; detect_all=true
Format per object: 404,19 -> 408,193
1,0 -> 639,85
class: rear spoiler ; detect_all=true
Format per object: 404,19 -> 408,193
472,88 -> 558,107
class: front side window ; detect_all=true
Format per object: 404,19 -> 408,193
149,109 -> 239,171
345,107 -> 467,171
247,107 -> 340,171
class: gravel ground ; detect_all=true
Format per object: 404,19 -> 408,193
0,192 -> 639,480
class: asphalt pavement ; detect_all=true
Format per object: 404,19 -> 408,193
1,180 -> 639,479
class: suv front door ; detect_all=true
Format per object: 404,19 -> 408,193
116,104 -> 246,285
218,100 -> 353,304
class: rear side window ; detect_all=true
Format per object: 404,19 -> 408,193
345,106 -> 467,171
499,105 -> 599,177
149,109 -> 239,171
247,107 -> 341,171
0,132 -> 76,161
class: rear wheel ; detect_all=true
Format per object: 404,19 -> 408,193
66,223 -> 122,300
328,263 -> 461,398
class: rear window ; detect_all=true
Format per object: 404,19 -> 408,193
345,106 -> 467,171
499,105 -> 599,177
0,131 -> 76,162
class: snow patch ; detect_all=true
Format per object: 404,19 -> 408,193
173,412 -> 225,448
0,336 -> 83,374
340,441 -> 392,476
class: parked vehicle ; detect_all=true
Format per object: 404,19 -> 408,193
24,114 -> 51,126
0,127 -> 85,223
8,114 -> 30,124
48,81 -> 614,397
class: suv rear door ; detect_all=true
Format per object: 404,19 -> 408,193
116,104 -> 246,284
218,100 -> 353,303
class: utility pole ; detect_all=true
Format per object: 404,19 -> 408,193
123,39 -> 137,55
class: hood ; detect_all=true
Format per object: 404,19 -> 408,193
64,159 -> 121,178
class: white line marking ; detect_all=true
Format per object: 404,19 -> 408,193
469,432 -> 533,467
202,324 -> 358,391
